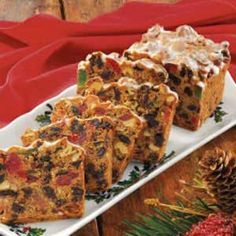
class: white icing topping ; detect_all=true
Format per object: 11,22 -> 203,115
108,52 -> 121,61
86,51 -> 107,63
118,77 -> 140,89
127,25 -> 230,81
196,81 -> 206,89
142,24 -> 164,41
136,58 -> 158,68
77,60 -> 88,70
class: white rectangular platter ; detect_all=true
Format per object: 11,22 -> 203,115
0,72 -> 235,236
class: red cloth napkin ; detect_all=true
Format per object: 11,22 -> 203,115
0,0 -> 236,128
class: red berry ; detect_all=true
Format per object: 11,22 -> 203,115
68,134 -> 80,143
185,213 -> 234,236
5,153 -> 22,174
5,153 -> 27,179
56,171 -> 78,186
68,133 -> 86,145
77,104 -> 87,115
23,227 -> 30,233
191,116 -> 199,126
94,107 -> 106,115
119,113 -> 132,121
164,63 -> 178,74
106,58 -> 122,74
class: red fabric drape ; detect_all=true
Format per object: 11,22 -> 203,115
0,0 -> 235,127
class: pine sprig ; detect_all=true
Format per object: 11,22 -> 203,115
211,102 -> 227,123
9,225 -> 46,236
124,168 -> 222,236
86,151 -> 175,204
27,228 -> 46,236
35,103 -> 53,127
124,198 -> 216,236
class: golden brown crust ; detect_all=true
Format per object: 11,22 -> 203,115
0,138 -> 85,224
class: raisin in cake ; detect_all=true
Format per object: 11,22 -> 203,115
0,138 -> 85,224
21,116 -> 114,192
51,95 -> 144,182
84,77 -> 178,163
77,51 -> 168,94
124,25 -> 230,130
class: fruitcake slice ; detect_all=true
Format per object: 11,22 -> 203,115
77,51 -> 122,93
21,116 -> 114,192
124,24 -> 230,130
77,52 -> 168,94
0,138 -> 85,224
84,77 -> 178,163
51,95 -> 144,182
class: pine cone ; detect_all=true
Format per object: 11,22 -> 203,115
199,148 -> 236,213
185,213 -> 234,236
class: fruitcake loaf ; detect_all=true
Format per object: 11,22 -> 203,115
51,95 -> 144,182
77,52 -> 168,94
84,77 -> 178,163
0,138 -> 85,224
21,116 -> 114,192
124,24 -> 230,130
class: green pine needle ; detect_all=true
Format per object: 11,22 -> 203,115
35,103 -> 53,127
124,198 -> 216,236
9,225 -> 46,236
28,228 -> 46,236
211,102 -> 227,123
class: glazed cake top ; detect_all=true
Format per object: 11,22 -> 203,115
125,25 -> 230,81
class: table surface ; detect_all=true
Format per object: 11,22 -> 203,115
0,1 -> 235,236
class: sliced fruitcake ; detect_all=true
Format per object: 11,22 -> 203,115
51,95 -> 144,182
21,116 -> 114,192
124,24 -> 230,130
84,77 -> 178,163
0,138 -> 85,224
77,52 -> 168,94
